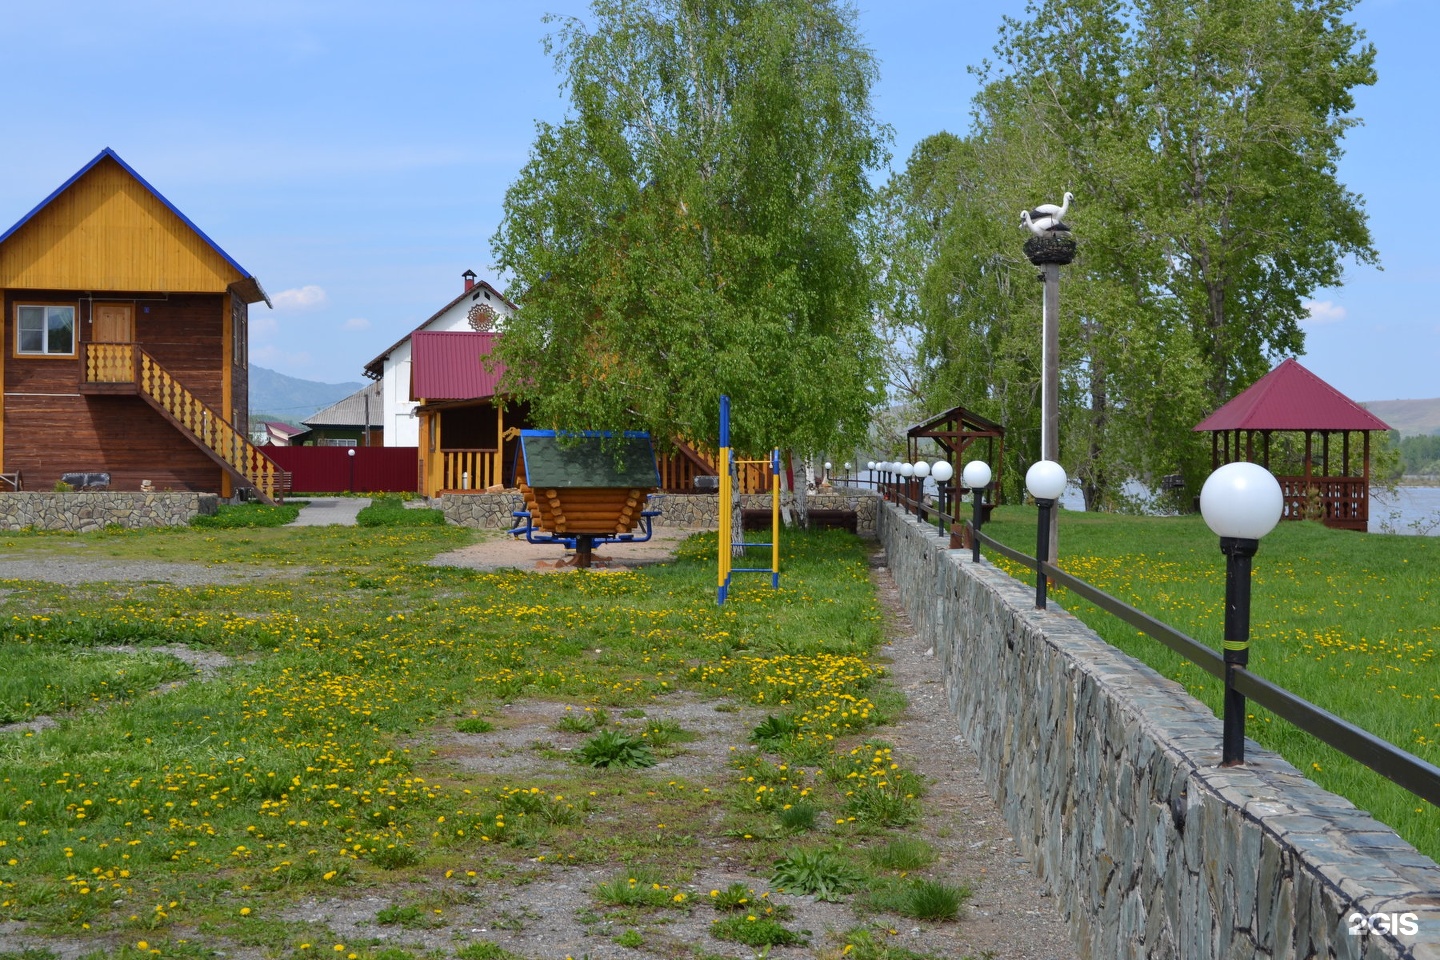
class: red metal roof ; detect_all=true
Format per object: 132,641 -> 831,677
1193,358 -> 1391,432
410,331 -> 506,401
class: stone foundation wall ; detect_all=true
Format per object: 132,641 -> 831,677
441,491 -> 879,534
878,502 -> 1439,960
0,493 -> 219,532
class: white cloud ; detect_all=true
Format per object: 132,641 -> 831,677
1302,300 -> 1347,325
271,285 -> 328,310
342,317 -> 371,331
253,344 -> 313,370
251,315 -> 279,337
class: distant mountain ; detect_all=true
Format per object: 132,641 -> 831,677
249,366 -> 366,424
1361,398 -> 1440,437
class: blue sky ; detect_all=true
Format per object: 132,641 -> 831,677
0,0 -> 1430,404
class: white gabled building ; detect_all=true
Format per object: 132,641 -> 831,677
363,270 -> 516,448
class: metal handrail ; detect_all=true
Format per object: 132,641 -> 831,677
969,523 -> 1440,806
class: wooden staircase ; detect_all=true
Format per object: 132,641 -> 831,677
83,344 -> 285,504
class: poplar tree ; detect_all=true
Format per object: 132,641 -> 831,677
491,0 -> 888,461
876,0 -> 1377,507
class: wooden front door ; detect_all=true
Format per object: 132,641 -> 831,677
92,304 -> 134,343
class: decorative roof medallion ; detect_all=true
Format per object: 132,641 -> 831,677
467,302 -> 498,331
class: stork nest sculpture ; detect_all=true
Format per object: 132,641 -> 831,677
1024,233 -> 1077,265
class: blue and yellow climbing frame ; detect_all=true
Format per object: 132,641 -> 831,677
717,394 -> 780,604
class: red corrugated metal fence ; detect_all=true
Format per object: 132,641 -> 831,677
264,447 -> 419,494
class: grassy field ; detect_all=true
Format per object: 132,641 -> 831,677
981,506 -> 1439,863
0,519 -> 989,960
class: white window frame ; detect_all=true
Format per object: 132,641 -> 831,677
15,303 -> 77,357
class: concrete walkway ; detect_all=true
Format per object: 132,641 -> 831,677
287,497 -> 371,527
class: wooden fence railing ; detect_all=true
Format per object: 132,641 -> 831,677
83,343 -> 136,383
136,351 -> 282,503
1278,475 -> 1368,529
441,449 -> 505,491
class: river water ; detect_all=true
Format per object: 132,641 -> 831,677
1370,485 -> 1440,536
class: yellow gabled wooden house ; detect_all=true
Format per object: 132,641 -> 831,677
0,147 -> 283,500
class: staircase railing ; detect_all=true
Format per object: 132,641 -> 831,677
136,350 -> 282,503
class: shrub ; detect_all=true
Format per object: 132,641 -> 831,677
771,848 -> 868,902
577,729 -> 656,768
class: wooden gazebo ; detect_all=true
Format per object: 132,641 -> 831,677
1193,358 -> 1391,531
906,405 -> 1005,528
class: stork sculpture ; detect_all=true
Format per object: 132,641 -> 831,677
1020,192 -> 1074,235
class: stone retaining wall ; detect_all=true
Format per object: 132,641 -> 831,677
0,492 -> 219,532
441,491 -> 879,534
878,502 -> 1439,960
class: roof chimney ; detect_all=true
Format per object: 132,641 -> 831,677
462,269 -> 477,293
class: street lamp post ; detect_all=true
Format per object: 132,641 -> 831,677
1025,460 -> 1068,609
931,460 -> 954,538
913,461 -> 931,523
1199,461 -> 1284,766
961,460 -> 992,564
899,461 -> 915,514
347,447 -> 356,494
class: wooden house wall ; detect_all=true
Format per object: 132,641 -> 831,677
230,295 -> 249,437
2,289 -> 230,491
0,157 -> 238,294
3,394 -> 219,491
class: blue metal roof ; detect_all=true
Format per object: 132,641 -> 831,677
0,147 -> 269,305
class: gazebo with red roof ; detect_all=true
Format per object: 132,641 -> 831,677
1193,358 -> 1391,530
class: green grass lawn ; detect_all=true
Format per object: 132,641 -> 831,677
982,506 -> 1439,863
0,522 -> 974,959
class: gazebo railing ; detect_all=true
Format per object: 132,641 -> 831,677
1277,475 -> 1368,527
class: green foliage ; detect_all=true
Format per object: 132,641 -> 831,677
614,929 -> 644,947
556,706 -> 609,732
455,944 -> 526,960
191,502 -> 300,528
837,927 -> 947,960
750,713 -> 801,749
866,838 -> 937,872
874,0 -> 1378,509
776,802 -> 817,833
577,729 -> 657,768
710,913 -> 810,947
356,494 -> 444,527
492,0 -> 889,456
1398,433 -> 1440,476
770,847 -> 869,901
455,717 -> 495,734
593,868 -> 680,908
864,877 -> 970,921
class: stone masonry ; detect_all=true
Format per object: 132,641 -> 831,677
441,491 -> 879,534
0,492 -> 218,532
878,502 -> 1440,960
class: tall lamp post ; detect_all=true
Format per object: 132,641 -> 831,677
1025,460 -> 1067,609
932,460 -> 954,537
1199,461 -> 1284,767
961,460 -> 992,563
1022,196 -> 1076,563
